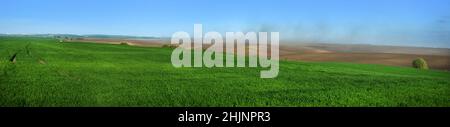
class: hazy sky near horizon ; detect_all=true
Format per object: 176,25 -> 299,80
1,0 -> 449,48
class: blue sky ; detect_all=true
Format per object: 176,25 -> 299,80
1,0 -> 449,48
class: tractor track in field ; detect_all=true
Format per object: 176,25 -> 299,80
1,42 -> 49,83
23,42 -> 47,65
4,42 -> 73,81
3,42 -> 46,72
2,44 -> 28,78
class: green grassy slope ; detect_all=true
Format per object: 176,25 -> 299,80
1,37 -> 449,107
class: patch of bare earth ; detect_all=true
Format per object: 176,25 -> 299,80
280,43 -> 450,70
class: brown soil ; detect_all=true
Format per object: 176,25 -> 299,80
279,43 -> 450,70
281,52 -> 450,70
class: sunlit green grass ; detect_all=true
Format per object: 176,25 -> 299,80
1,37 -> 449,107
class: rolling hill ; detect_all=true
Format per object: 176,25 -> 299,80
1,37 -> 449,107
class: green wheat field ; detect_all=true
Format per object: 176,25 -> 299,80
0,37 -> 449,107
